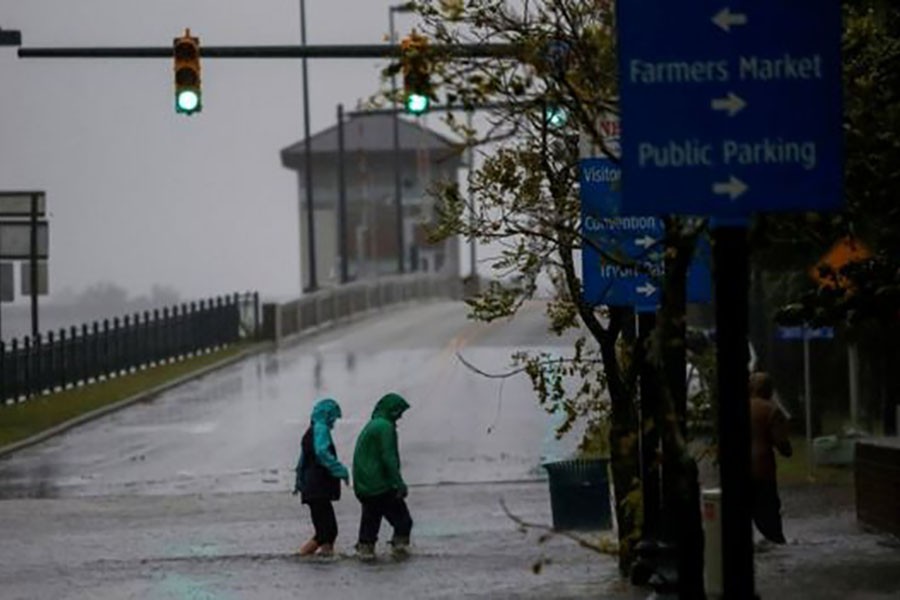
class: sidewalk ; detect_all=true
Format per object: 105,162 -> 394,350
754,482 -> 900,599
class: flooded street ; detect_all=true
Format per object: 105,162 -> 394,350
0,301 -> 580,499
0,301 -> 897,598
0,482 -> 630,600
0,301 -> 628,599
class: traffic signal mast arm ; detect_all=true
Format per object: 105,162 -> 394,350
18,43 -> 516,59
20,38 -> 516,117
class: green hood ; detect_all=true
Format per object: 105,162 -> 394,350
371,393 -> 409,422
352,393 -> 410,498
311,398 -> 342,429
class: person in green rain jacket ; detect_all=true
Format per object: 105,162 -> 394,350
352,392 -> 412,559
293,398 -> 349,557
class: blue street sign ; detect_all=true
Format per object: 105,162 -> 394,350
616,0 -> 842,216
580,158 -> 711,309
776,326 -> 835,341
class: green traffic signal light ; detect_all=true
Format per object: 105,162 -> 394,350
545,105 -> 568,128
400,33 -> 433,116
176,89 -> 201,113
405,93 -> 430,115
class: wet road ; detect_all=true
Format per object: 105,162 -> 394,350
0,300 -> 630,600
0,481 -> 633,600
0,300 -> 581,498
2,300 -> 898,599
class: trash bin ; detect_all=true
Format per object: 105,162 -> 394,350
543,458 -> 612,531
813,431 -> 867,466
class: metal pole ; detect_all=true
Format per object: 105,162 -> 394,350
347,101 -> 512,117
19,43 -> 516,59
389,8 -> 405,274
30,194 -> 39,337
300,0 -> 317,291
713,224 -> 754,599
848,342 -> 860,429
0,229 -> 3,341
804,329 -> 813,478
337,103 -> 349,284
638,312 -> 660,541
466,111 -> 477,279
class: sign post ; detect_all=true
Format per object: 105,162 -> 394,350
776,325 -> 835,477
616,1 -> 843,596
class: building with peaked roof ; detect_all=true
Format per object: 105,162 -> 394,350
281,113 -> 464,288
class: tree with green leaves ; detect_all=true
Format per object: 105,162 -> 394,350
387,2 -> 708,594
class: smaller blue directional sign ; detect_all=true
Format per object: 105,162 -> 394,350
616,0 -> 842,216
776,326 -> 835,341
580,158 -> 711,309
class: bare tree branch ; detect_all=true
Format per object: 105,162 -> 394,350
499,498 -> 615,555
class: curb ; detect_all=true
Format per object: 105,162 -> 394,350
0,341 -> 274,460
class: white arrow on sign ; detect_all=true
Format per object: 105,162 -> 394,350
712,176 -> 749,200
636,282 -> 657,298
712,7 -> 748,32
635,235 -> 657,249
711,92 -> 747,117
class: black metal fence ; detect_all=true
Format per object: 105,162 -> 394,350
1,292 -> 259,404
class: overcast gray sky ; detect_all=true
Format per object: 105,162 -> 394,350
0,0 -> 434,302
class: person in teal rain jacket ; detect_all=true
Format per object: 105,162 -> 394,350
294,398 -> 349,556
352,392 -> 412,560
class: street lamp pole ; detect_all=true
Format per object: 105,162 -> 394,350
466,111 -> 477,281
300,0 -> 317,291
389,4 -> 413,275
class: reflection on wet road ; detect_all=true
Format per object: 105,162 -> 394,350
0,301 -> 581,498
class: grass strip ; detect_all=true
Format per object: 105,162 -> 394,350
0,343 -> 251,448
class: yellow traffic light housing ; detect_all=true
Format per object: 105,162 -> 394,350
173,29 -> 201,115
400,32 -> 433,116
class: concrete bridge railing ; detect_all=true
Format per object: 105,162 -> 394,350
261,274 -> 464,345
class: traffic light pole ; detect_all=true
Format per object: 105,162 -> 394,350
336,103 -> 349,284
389,6 -> 406,274
299,0 -> 317,292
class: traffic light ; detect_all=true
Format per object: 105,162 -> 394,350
173,29 -> 201,115
544,104 -> 568,128
400,33 -> 433,116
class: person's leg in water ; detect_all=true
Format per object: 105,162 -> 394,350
297,501 -> 319,557
382,495 -> 413,556
356,494 -> 386,559
752,479 -> 786,544
303,500 -> 338,556
312,500 -> 339,555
